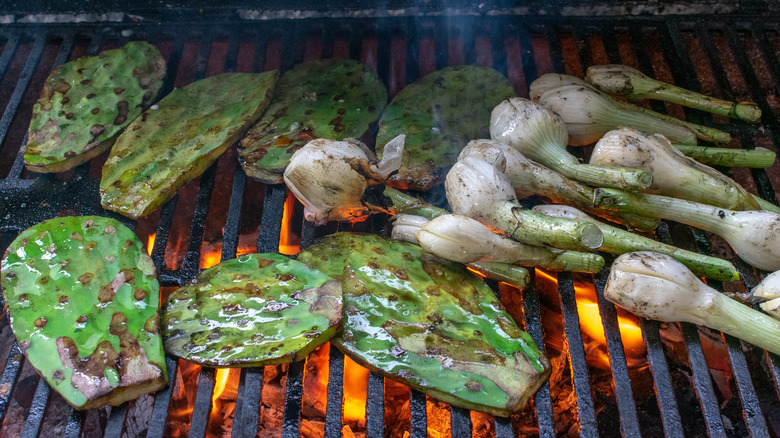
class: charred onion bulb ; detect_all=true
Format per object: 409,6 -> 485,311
605,252 -> 780,356
594,189 -> 780,271
489,97 -> 653,190
445,156 -> 604,251
590,127 -> 759,211
531,73 -> 731,145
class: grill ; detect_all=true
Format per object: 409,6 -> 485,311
1,7 -> 780,437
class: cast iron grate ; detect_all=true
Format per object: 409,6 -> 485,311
0,13 -> 779,437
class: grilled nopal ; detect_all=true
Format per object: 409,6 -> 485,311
297,232 -> 551,416
376,65 -> 515,190
238,58 -> 387,184
25,41 -> 166,173
0,216 -> 166,410
100,71 -> 278,219
161,253 -> 342,367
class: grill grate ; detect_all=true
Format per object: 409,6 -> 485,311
1,14 -> 780,437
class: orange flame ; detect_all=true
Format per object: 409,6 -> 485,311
147,233 -> 156,256
212,368 -> 231,404
279,191 -> 301,255
342,356 -> 369,424
574,278 -> 645,368
200,250 -> 222,269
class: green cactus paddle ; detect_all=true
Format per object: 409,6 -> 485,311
238,58 -> 387,184
1,216 -> 166,410
376,65 -> 515,190
161,253 -> 342,367
25,41 -> 166,173
100,71 -> 278,219
297,232 -> 550,417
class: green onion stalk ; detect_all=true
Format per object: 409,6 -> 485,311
392,213 -> 604,273
590,127 -> 760,211
606,252 -> 780,356
586,64 -> 762,122
445,156 -> 604,252
533,204 -> 739,281
531,73 -> 732,145
459,138 -> 659,231
489,97 -> 654,190
593,188 -> 780,271
673,144 -> 776,168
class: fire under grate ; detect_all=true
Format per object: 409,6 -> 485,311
1,13 -> 780,438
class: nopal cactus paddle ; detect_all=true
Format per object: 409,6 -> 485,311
100,71 -> 278,219
25,41 -> 166,173
238,58 -> 387,184
0,216 -> 166,410
297,232 -> 550,417
161,253 -> 342,367
376,65 -> 515,190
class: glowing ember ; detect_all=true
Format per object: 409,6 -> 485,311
343,356 -> 369,426
279,191 -> 301,255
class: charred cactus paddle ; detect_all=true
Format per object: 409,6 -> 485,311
162,253 -> 342,367
586,64 -> 762,122
297,232 -> 551,417
532,204 -> 739,282
590,127 -> 760,211
239,59 -> 387,184
25,42 -> 166,173
489,97 -> 653,190
1,216 -> 167,410
376,65 -> 515,190
101,71 -> 278,219
605,252 -> 780,356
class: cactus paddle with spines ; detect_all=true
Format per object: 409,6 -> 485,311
161,253 -> 342,367
1,216 -> 167,410
101,71 -> 278,219
238,59 -> 388,184
25,42 -> 166,173
297,232 -> 551,417
376,65 -> 516,190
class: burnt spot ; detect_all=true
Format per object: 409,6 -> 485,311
61,97 -> 70,104
86,93 -> 96,99
114,101 -> 129,125
258,258 -> 274,268
80,79 -> 91,85
52,369 -> 65,382
34,317 -> 47,328
78,273 -> 94,285
718,210 -> 726,219
77,315 -> 88,324
58,295 -> 68,304
91,108 -> 100,115
275,273 -> 296,282
465,380 -> 483,392
98,284 -> 115,303
134,289 -> 148,300
39,277 -> 49,285
114,87 -> 125,95
90,124 -> 106,139
65,113 -> 75,120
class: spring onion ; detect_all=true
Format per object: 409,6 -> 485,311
605,251 -> 780,356
490,97 -> 653,190
533,204 -> 739,281
590,127 -> 759,210
594,188 -> 780,271
531,73 -> 732,145
445,156 -> 604,251
459,139 -> 658,230
392,213 -> 604,273
586,64 -> 762,122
